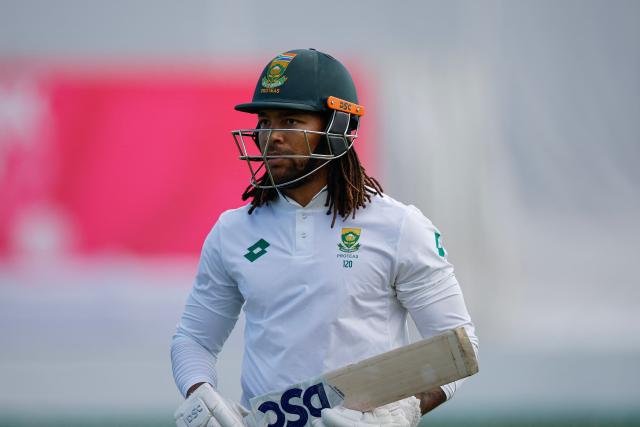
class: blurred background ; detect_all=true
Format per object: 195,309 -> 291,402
1,1 -> 639,426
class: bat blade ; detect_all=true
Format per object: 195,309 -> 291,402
323,327 -> 478,412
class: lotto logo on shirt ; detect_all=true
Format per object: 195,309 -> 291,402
244,238 -> 271,262
249,378 -> 344,427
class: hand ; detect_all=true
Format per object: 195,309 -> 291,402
311,397 -> 421,427
174,383 -> 250,427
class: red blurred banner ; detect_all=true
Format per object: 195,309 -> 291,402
0,65 -> 376,258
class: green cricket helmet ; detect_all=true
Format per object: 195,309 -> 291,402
235,48 -> 362,115
232,48 -> 365,189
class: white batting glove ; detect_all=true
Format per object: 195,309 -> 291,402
174,383 -> 250,427
311,396 -> 421,427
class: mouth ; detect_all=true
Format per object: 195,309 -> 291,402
265,150 -> 295,159
265,150 -> 292,157
265,153 -> 290,168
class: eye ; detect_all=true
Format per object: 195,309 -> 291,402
257,118 -> 270,128
285,118 -> 300,126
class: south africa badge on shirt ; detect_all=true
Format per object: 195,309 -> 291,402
338,228 -> 361,253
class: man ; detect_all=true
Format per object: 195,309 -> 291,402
171,48 -> 478,427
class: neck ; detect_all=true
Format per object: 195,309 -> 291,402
282,168 -> 328,207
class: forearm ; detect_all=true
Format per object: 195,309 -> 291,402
172,280 -> 242,397
171,333 -> 219,397
415,387 -> 447,415
403,278 -> 479,403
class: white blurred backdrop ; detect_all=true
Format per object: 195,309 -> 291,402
1,0 -> 639,425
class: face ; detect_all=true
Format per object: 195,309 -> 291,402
256,110 -> 327,187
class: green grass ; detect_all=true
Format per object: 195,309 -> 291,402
421,417 -> 640,427
0,417 -> 173,427
2,414 -> 639,427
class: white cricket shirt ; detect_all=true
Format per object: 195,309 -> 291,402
171,189 -> 478,407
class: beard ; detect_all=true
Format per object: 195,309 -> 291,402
259,135 -> 331,189
262,155 -> 328,189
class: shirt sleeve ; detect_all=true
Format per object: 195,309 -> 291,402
171,217 -> 245,397
393,206 -> 479,400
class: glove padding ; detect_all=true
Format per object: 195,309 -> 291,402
311,397 -> 421,427
174,383 -> 250,427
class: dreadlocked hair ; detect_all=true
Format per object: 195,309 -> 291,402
241,148 -> 383,227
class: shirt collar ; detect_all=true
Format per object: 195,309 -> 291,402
273,186 -> 328,211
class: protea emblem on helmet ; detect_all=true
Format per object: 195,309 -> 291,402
261,52 -> 297,89
338,228 -> 361,253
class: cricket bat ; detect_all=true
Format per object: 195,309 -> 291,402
323,326 -> 478,411
248,327 -> 478,426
